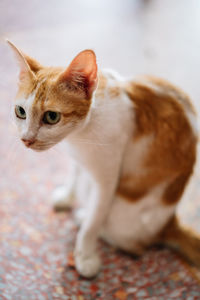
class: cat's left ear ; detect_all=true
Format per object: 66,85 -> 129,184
6,40 -> 42,81
59,49 -> 98,99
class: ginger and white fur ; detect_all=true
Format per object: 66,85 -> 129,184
8,40 -> 198,277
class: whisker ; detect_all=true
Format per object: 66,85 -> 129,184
69,138 -> 110,146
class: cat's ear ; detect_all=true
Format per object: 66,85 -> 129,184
6,40 -> 42,81
59,50 -> 98,99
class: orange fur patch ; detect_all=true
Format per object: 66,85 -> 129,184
108,86 -> 121,98
16,73 -> 37,99
159,215 -> 200,267
96,72 -> 121,99
118,77 -> 197,204
163,172 -> 191,204
117,179 -> 148,202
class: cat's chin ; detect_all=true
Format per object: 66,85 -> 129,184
31,147 -> 48,152
28,144 -> 54,152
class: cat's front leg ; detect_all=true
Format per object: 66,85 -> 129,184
75,168 -> 120,278
52,160 -> 78,211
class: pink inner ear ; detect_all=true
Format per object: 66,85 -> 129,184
19,70 -> 28,81
61,50 -> 98,98
19,67 -> 35,83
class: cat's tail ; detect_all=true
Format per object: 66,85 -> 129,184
159,215 -> 200,267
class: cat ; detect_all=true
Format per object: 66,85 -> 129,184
7,40 -> 200,278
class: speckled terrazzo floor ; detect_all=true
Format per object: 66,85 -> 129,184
1,122 -> 200,300
1,0 -> 200,299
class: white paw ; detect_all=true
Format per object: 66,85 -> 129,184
75,252 -> 101,278
74,208 -> 86,226
52,186 -> 75,211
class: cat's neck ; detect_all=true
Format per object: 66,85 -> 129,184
66,69 -> 132,149
67,69 -> 124,137
95,69 -> 125,100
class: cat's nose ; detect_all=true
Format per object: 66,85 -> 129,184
21,138 -> 35,147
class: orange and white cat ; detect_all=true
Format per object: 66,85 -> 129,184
8,40 -> 199,278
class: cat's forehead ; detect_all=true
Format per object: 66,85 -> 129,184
15,65 -> 91,118
16,67 -> 63,106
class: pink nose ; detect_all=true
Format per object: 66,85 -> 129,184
21,138 -> 35,147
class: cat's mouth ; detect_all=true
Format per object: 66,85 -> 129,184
22,139 -> 52,152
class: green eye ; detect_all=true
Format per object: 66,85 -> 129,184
15,105 -> 26,119
43,111 -> 61,125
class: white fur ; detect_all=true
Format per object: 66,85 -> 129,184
140,76 -> 199,139
101,183 -> 175,253
15,93 -> 36,139
120,135 -> 153,177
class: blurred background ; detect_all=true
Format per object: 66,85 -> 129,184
1,0 -> 200,298
1,0 -> 200,102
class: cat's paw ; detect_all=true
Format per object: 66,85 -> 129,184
52,186 -> 75,211
74,208 -> 86,226
75,252 -> 101,278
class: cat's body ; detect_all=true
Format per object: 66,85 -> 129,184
8,41 -> 199,278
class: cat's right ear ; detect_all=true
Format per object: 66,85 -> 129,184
6,40 -> 41,82
58,49 -> 98,99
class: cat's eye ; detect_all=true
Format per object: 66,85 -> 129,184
15,105 -> 26,119
43,111 -> 61,125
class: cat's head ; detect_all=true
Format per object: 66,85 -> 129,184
7,40 -> 98,151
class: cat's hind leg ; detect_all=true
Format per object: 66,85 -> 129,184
101,189 -> 176,255
52,160 -> 77,211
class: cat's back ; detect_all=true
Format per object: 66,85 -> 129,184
97,71 -> 197,133
125,75 -> 197,138
118,75 -> 198,204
